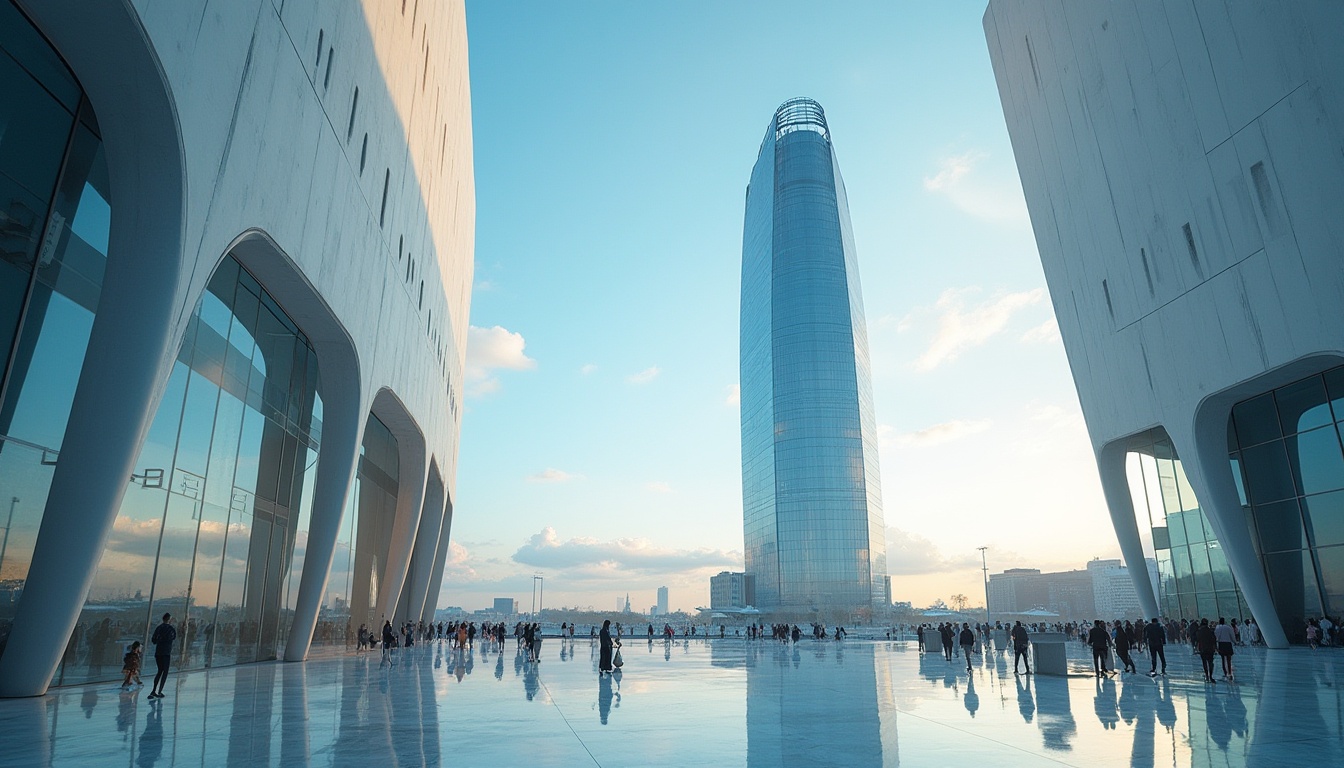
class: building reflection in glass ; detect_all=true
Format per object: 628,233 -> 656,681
745,641 -> 896,767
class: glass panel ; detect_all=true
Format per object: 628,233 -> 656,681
1325,367 -> 1344,423
1289,425 -> 1344,496
1190,543 -> 1214,593
1232,392 -> 1282,447
1254,498 -> 1309,553
1263,550 -> 1322,641
1318,546 -> 1344,618
1229,453 -> 1249,506
1302,490 -> 1344,549
1208,543 -> 1235,591
1241,439 -> 1296,504
0,1 -> 81,110
1274,375 -> 1331,435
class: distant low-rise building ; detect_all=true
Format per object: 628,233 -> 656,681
493,598 -> 517,616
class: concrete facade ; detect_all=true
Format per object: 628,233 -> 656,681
0,0 -> 472,696
986,1 -> 1344,648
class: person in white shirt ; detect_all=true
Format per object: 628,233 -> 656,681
1214,617 -> 1236,679
1320,616 -> 1334,646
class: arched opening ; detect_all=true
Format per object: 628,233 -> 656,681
0,0 -> 186,697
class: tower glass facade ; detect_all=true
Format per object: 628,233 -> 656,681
740,98 -> 886,612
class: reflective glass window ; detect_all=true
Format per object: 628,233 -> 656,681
1232,393 -> 1282,447
1275,375 -> 1331,435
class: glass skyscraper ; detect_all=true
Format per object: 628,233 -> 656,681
740,97 -> 887,613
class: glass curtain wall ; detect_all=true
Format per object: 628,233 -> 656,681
0,0 -> 112,665
54,255 -> 321,686
319,413 -> 397,649
1229,366 -> 1344,642
1125,428 -> 1249,622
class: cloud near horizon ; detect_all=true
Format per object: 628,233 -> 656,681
466,325 -> 537,396
512,526 -> 741,574
885,527 -> 982,576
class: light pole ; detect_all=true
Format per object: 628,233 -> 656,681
0,497 -> 16,578
531,574 -> 544,618
977,546 -> 991,626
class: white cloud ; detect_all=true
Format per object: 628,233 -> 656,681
914,287 -> 1044,371
526,468 -> 581,483
724,384 -> 740,406
645,481 -> 672,494
886,527 -> 981,576
627,366 -> 660,385
580,363 -> 598,375
891,419 -> 992,447
512,527 -> 741,573
923,150 -> 1030,225
466,325 -> 537,396
1021,317 -> 1061,344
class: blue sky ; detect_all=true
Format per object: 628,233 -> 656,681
446,1 -> 1122,614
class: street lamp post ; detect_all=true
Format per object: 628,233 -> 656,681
978,546 -> 990,626
531,575 -> 544,618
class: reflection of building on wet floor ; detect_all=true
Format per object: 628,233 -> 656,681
2,638 -> 1342,765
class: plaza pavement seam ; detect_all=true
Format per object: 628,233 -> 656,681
537,674 -> 603,768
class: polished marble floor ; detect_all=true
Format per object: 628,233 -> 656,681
2,635 -> 1341,766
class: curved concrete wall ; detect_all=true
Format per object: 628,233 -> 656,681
985,1 -> 1344,648
0,0 -> 471,695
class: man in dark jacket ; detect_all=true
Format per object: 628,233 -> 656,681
1144,617 -> 1167,676
148,613 -> 176,700
1087,619 -> 1112,678
1011,620 -> 1031,674
940,623 -> 954,661
958,623 -> 976,671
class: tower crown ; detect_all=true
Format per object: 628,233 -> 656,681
774,97 -> 829,141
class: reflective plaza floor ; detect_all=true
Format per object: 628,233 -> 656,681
2,636 -> 1342,767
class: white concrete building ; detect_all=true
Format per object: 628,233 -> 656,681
0,0 -> 473,696
986,1 -> 1344,647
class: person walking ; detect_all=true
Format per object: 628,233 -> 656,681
381,620 -> 395,664
1087,619 -> 1112,678
1144,617 -> 1167,676
959,623 -> 976,671
940,623 -> 954,662
1113,620 -> 1136,674
148,613 -> 176,700
1011,620 -> 1031,675
1214,617 -> 1236,679
1196,618 -> 1218,682
598,620 -> 614,675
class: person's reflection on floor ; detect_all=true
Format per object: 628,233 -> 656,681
1205,683 -> 1232,750
80,687 -> 97,719
1034,675 -> 1077,752
664,641 -> 671,662
514,647 -> 524,677
137,701 -> 163,768
116,691 -> 135,738
1015,675 -> 1035,723
598,673 -> 614,724
495,650 -> 504,681
963,674 -> 980,718
464,648 -> 474,676
1093,676 -> 1118,730
523,658 -> 540,701
1154,677 -> 1177,734
1224,681 -> 1248,742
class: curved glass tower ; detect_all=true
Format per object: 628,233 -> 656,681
740,98 -> 887,612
